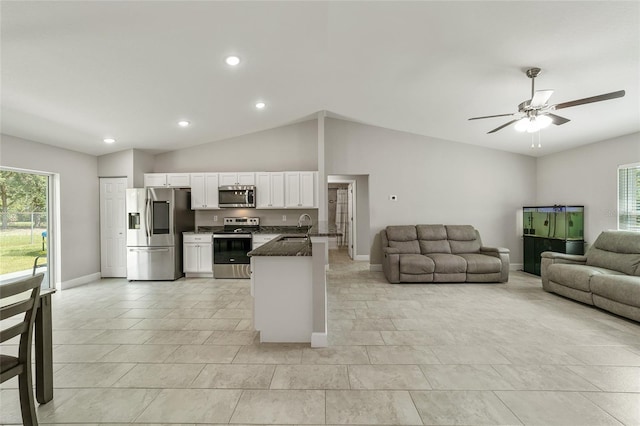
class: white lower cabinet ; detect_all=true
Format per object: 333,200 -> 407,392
183,234 -> 213,277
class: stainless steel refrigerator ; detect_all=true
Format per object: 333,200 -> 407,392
126,188 -> 194,280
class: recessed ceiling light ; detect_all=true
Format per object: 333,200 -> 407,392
225,56 -> 240,66
103,138 -> 115,144
178,120 -> 190,127
255,102 -> 266,109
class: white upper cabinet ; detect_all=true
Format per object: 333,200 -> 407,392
219,172 -> 255,186
256,172 -> 285,208
144,173 -> 190,188
285,171 -> 317,208
190,173 -> 219,209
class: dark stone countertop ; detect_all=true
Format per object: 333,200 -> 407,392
186,223 -> 341,239
248,234 -> 312,257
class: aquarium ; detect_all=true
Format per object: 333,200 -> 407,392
523,205 -> 584,240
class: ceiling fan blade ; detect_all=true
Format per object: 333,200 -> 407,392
530,90 -> 554,108
487,119 -> 519,134
554,90 -> 625,110
547,113 -> 570,125
468,113 -> 514,121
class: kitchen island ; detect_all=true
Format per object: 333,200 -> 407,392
248,223 -> 339,347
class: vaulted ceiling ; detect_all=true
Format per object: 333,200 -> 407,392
2,1 -> 638,157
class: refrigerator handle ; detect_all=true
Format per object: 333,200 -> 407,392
145,197 -> 152,239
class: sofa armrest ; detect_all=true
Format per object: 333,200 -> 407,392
540,251 -> 587,291
382,251 -> 400,283
480,246 -> 510,254
480,246 -> 510,282
540,251 -> 587,263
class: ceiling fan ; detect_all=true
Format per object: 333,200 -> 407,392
469,67 -> 625,134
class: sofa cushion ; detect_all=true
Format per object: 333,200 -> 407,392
446,225 -> 481,254
458,253 -> 501,274
419,240 -> 451,254
386,225 -> 417,241
586,231 -> 640,276
425,253 -> 467,273
417,225 -> 447,240
590,275 -> 640,307
389,240 -> 420,254
399,254 -> 435,274
547,264 -> 621,292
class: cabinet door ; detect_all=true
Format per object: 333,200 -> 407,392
270,173 -> 285,208
285,172 -> 301,207
299,172 -> 316,207
256,173 -> 271,208
167,173 -> 190,188
198,243 -> 213,273
219,173 -> 238,186
144,173 -> 167,187
183,243 -> 198,273
190,174 -> 206,209
237,172 -> 255,185
204,173 -> 219,208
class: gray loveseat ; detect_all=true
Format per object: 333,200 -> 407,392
381,225 -> 510,283
541,230 -> 640,322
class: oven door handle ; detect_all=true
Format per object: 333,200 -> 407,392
213,234 -> 252,239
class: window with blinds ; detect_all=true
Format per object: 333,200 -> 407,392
618,163 -> 640,231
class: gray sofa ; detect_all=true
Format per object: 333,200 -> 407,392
381,225 -> 510,283
541,230 -> 640,322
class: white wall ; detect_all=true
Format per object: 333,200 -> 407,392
325,118 -> 537,265
0,134 -> 100,284
536,132 -> 640,244
154,120 -> 318,172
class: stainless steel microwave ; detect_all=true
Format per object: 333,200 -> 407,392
218,185 -> 256,208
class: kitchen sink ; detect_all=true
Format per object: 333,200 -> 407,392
279,236 -> 309,243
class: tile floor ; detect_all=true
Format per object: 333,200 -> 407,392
1,249 -> 639,425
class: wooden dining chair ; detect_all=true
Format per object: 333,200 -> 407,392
1,273 -> 44,426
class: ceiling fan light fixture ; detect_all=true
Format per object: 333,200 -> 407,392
537,115 -> 552,129
514,118 -> 530,132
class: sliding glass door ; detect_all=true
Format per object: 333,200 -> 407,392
0,168 -> 51,287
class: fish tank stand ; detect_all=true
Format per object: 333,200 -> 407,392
522,205 -> 585,276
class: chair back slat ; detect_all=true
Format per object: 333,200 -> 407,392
0,274 -> 44,299
0,299 -> 35,321
0,322 -> 29,343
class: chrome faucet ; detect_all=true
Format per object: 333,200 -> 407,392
297,213 -> 312,229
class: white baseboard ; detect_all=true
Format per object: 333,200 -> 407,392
354,254 -> 370,261
61,272 -> 101,290
370,264 -> 382,272
311,332 -> 328,348
510,263 -> 523,271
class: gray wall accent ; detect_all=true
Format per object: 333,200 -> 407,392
324,118 -> 536,265
132,149 -> 155,188
154,120 -> 318,172
536,131 -> 640,244
98,149 -> 133,187
0,134 -> 100,282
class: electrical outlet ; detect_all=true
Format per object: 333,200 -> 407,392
282,215 -> 287,222
213,215 -> 218,222
389,195 -> 398,201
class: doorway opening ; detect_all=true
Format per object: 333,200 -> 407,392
327,177 -> 356,260
0,168 -> 55,288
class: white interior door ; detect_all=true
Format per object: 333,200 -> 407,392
100,177 -> 127,277
347,183 -> 354,259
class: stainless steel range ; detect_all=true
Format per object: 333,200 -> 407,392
213,217 -> 259,279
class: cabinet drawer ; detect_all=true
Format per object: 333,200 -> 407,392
184,234 -> 212,243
